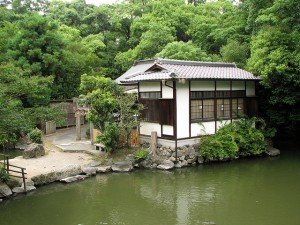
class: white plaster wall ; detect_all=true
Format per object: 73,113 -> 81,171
246,81 -> 255,96
216,81 -> 230,90
140,122 -> 161,137
139,136 -> 200,148
232,81 -> 245,90
139,81 -> 160,92
162,82 -> 173,98
162,125 -> 174,136
216,120 -> 231,131
191,121 -> 215,136
190,80 -> 214,91
176,82 -> 190,138
177,138 -> 200,147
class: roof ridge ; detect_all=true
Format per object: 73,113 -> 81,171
153,58 -> 236,68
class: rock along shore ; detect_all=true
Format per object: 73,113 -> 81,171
0,143 -> 280,202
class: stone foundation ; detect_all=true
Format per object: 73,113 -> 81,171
141,142 -> 200,169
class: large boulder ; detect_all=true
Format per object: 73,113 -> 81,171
111,162 -> 133,172
5,178 -> 21,189
96,166 -> 111,173
23,143 -> 45,159
81,167 -> 97,176
12,187 -> 26,194
0,183 -> 12,198
197,156 -> 205,164
266,146 -> 280,157
88,161 -> 102,167
31,164 -> 82,185
157,160 -> 174,170
60,175 -> 88,183
140,155 -> 160,169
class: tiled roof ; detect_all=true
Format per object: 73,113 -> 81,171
117,58 -> 260,84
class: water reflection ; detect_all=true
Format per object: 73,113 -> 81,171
0,150 -> 299,225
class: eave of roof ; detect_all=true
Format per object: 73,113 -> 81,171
117,58 -> 260,84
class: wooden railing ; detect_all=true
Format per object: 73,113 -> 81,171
0,154 -> 27,191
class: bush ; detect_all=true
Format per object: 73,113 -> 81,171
134,148 -> 149,161
96,123 -> 120,152
27,128 -> 43,144
0,165 -> 8,182
200,133 -> 238,161
199,118 -> 268,161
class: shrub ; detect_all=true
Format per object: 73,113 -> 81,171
27,128 -> 43,144
200,133 -> 238,161
96,123 -> 120,152
199,117 -> 268,161
229,118 -> 266,156
134,148 -> 149,161
0,165 -> 8,182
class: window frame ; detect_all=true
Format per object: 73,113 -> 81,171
190,90 -> 246,122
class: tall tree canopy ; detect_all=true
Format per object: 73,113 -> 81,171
1,0 -> 300,141
247,0 -> 300,129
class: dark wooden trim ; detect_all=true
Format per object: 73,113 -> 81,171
189,80 -> 191,138
177,136 -> 202,141
141,134 -> 174,140
160,106 -> 163,137
230,80 -> 232,123
160,80 -> 163,136
244,81 -> 247,96
173,80 -> 178,160
140,134 -> 203,141
214,80 -> 217,133
160,81 -> 162,98
161,134 -> 176,140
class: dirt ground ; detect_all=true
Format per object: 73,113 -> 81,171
9,127 -> 95,180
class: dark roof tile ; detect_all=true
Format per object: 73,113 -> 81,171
118,58 -> 260,83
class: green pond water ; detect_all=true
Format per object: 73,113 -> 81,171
0,140 -> 299,225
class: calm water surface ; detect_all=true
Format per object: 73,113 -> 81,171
0,141 -> 299,225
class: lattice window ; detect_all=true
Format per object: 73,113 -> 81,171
191,99 -> 214,121
139,92 -> 161,99
217,99 -> 230,119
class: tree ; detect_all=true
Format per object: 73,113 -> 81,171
135,23 -> 175,59
220,40 -> 249,68
0,63 -> 65,147
80,74 -> 123,130
7,13 -> 64,77
247,0 -> 300,129
80,74 -> 143,150
156,41 -> 211,61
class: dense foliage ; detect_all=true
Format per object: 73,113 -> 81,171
0,164 -> 8,182
27,128 -> 43,144
80,74 -> 143,151
199,118 -> 268,161
134,148 -> 150,161
96,123 -> 120,152
0,0 -> 299,145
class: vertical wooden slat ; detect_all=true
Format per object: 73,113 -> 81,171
6,156 -> 9,172
130,130 -> 139,147
150,131 -> 157,156
22,168 -> 26,192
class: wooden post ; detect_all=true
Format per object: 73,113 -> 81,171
76,114 -> 81,141
22,168 -> 27,192
6,156 -> 9,172
150,131 -> 157,156
90,122 -> 94,144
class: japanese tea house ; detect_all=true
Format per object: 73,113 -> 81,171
116,58 -> 260,148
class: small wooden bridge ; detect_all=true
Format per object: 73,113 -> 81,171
0,154 -> 27,191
